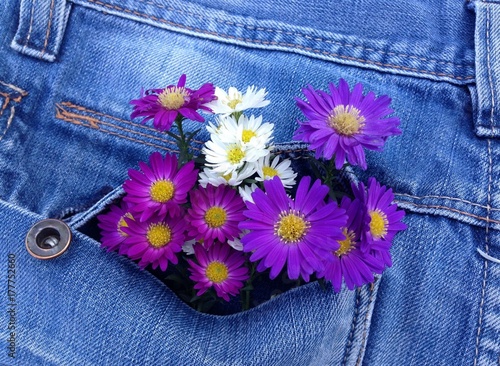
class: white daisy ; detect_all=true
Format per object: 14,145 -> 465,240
205,86 -> 270,115
238,183 -> 259,204
198,164 -> 256,188
182,239 -> 196,255
217,114 -> 274,151
227,230 -> 248,251
255,155 -> 297,188
203,134 -> 267,175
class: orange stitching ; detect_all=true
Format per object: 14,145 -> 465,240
56,111 -> 179,153
0,81 -> 28,96
57,103 -> 201,150
395,200 -> 500,225
0,95 -> 10,118
0,106 -> 15,142
84,0 -> 474,81
394,192 -> 500,212
59,102 -> 195,146
134,0 -> 471,69
41,0 -> 56,56
342,287 -> 361,366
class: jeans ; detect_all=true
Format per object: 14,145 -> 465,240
0,0 -> 499,364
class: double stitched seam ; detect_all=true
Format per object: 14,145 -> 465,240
23,0 -> 37,49
395,200 -> 500,225
485,4 -> 497,133
355,282 -> 376,366
472,132 -> 493,365
83,0 -> 473,81
134,0 -> 471,69
394,192 -> 500,211
41,0 -> 56,56
342,287 -> 362,366
56,103 -> 192,150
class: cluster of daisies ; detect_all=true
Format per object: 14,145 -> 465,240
98,74 -> 407,311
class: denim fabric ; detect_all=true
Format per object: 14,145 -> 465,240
0,0 -> 499,364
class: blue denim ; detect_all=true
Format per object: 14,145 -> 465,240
1,0 -> 499,364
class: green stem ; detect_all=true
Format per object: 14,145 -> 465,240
174,116 -> 192,166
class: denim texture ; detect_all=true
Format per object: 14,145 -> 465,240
0,0 -> 499,364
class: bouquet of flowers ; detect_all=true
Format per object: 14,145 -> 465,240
97,75 -> 407,313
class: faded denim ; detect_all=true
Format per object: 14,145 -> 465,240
0,0 -> 499,364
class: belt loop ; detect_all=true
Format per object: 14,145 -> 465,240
10,0 -> 72,62
472,0 -> 500,137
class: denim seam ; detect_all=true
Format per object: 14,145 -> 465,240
56,102 -> 188,150
81,0 -> 474,82
23,0 -> 37,49
59,101 -> 205,145
394,192 -> 500,211
41,0 -> 56,56
132,0 -> 471,70
473,136 -> 492,365
342,287 -> 361,366
55,110 -> 180,152
394,200 -> 500,225
355,282 -> 376,366
485,4 -> 497,133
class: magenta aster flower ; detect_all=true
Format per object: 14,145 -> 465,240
97,200 -> 134,254
239,176 -> 347,281
187,242 -> 249,301
123,152 -> 198,222
353,177 -> 407,267
187,184 -> 246,247
293,79 -> 401,169
121,212 -> 186,271
130,74 -> 216,131
318,197 -> 382,292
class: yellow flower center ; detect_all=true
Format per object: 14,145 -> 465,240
158,86 -> 188,110
146,223 -> 172,248
227,98 -> 242,110
205,261 -> 229,283
335,228 -> 355,256
222,173 -> 232,182
262,166 -> 279,178
204,207 -> 227,228
369,210 -> 389,239
117,212 -> 134,237
150,180 -> 175,203
242,129 -> 257,143
275,212 -> 310,243
328,105 -> 365,136
227,146 -> 245,164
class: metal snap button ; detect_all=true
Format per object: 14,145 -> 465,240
25,219 -> 72,259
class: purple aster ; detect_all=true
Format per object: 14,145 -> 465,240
318,197 -> 382,292
130,74 -> 216,131
239,176 -> 347,281
121,212 -> 186,271
97,200 -> 134,254
123,152 -> 198,222
293,79 -> 401,169
187,184 -> 246,247
187,241 -> 249,301
353,177 -> 407,267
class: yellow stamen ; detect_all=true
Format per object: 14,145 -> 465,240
275,211 -> 310,243
328,105 -> 365,136
205,207 -> 227,228
158,86 -> 188,110
227,147 -> 245,164
205,261 -> 229,283
262,166 -> 279,178
222,173 -> 232,182
369,210 -> 389,239
242,129 -> 257,143
227,98 -> 242,110
335,228 -> 355,256
150,180 -> 175,203
117,212 -> 134,237
146,223 -> 172,248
